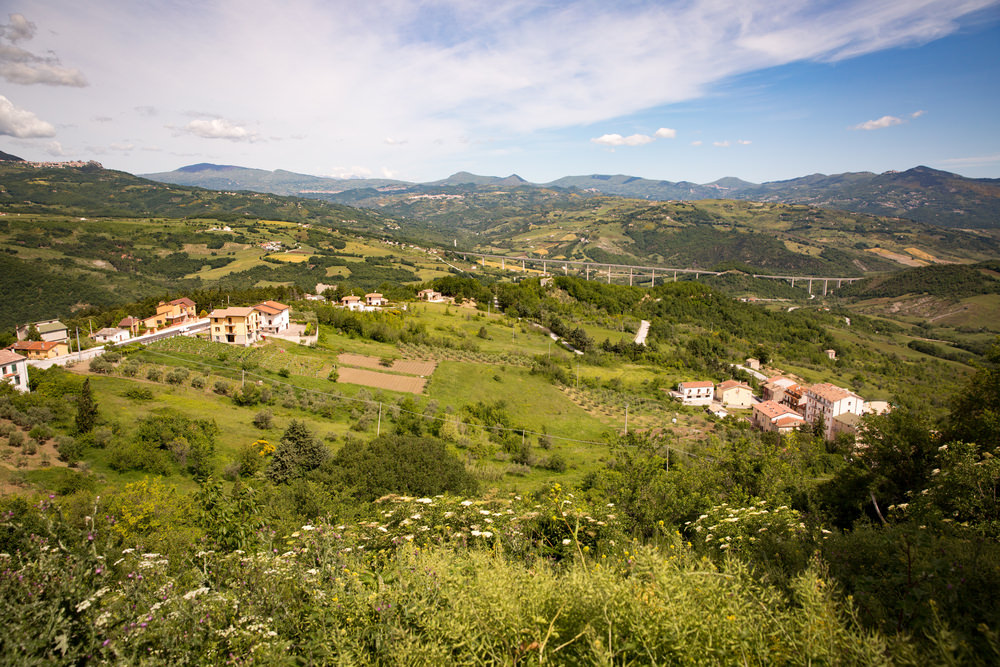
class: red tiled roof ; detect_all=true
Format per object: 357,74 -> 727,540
754,400 -> 799,420
808,383 -> 859,403
717,380 -> 750,392
679,381 -> 714,389
9,341 -> 60,352
169,297 -> 196,307
0,349 -> 26,364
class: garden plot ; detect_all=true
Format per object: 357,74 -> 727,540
336,367 -> 427,394
338,353 -> 437,377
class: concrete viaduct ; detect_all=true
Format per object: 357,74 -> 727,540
452,251 -> 863,296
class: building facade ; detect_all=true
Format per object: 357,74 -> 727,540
0,349 -> 29,392
209,307 -> 262,346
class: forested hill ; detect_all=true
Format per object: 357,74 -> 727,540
837,260 -> 1000,299
0,161 -> 388,229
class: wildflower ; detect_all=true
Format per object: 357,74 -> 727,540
562,538 -> 572,545
76,599 -> 92,613
461,500 -> 474,506
301,525 -> 315,531
416,498 -> 432,504
183,587 -> 210,600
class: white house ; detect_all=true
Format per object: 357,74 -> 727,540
341,295 -> 363,311
365,292 -> 386,307
417,288 -> 444,302
253,300 -> 290,334
672,380 -> 715,406
92,327 -> 130,344
0,349 -> 29,392
805,383 -> 865,440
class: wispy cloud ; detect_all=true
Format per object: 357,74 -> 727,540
655,127 -> 677,139
0,95 -> 55,137
714,140 -> 731,147
852,115 -> 904,131
939,153 -> 1000,168
591,133 -> 655,147
738,139 -> 752,145
0,13 -> 87,86
182,118 -> 258,142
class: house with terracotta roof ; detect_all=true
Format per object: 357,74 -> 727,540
0,349 -> 29,392
715,380 -> 755,408
417,288 -> 443,302
340,295 -> 363,311
143,297 -> 197,331
118,316 -> 142,336
805,383 -> 865,440
365,293 -> 386,307
752,400 -> 806,434
761,376 -> 796,402
671,380 -> 715,406
209,307 -> 261,346
253,300 -> 290,334
8,340 -> 70,360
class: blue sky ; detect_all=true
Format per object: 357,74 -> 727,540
1,0 -> 998,183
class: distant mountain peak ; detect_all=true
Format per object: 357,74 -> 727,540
177,163 -> 245,173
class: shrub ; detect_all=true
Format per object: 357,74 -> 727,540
56,435 -> 86,465
28,424 -> 53,444
327,368 -> 339,382
213,381 -> 231,395
252,410 -> 273,430
146,368 -> 162,382
22,439 -> 38,455
124,387 -> 154,401
102,350 -> 122,363
277,368 -> 290,378
88,357 -> 113,374
165,368 -> 190,385
190,376 -> 206,389
7,429 -> 25,448
119,360 -> 140,377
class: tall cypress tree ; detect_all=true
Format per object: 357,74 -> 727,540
75,378 -> 98,433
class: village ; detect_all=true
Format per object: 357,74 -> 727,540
670,355 -> 890,443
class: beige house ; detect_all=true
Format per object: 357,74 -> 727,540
365,293 -> 386,307
209,307 -> 261,346
143,297 -> 197,331
16,319 -> 69,343
92,327 -> 130,344
341,295 -> 363,311
417,288 -> 443,302
715,380 -> 754,408
0,349 -> 29,392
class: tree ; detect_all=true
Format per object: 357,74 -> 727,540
266,420 -> 328,484
941,342 -> 1000,448
75,378 -> 98,433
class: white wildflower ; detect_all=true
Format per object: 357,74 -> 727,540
562,539 -> 572,545
416,498 -> 432,504
301,525 -> 315,531
183,587 -> 210,600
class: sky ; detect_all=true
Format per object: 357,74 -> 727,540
1,0 -> 999,184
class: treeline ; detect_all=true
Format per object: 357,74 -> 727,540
839,260 -> 1000,299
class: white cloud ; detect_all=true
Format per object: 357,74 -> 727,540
45,140 -> 67,156
691,140 -> 703,146
0,95 -> 55,137
591,133 -> 655,146
183,118 -> 257,142
326,166 -> 374,179
0,14 -> 87,86
655,127 -> 677,139
851,115 -> 903,130
713,140 -> 731,147
911,109 -> 926,118
738,139 -> 752,145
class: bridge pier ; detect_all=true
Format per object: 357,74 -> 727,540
543,261 -> 546,274
608,266 -> 612,284
837,279 -> 842,288
808,279 -> 812,294
790,278 -> 795,288
629,267 -> 633,286
823,280 -> 828,296
501,258 -> 505,270
522,259 -> 525,271
651,270 -> 655,286
586,265 -> 590,280
673,271 -> 677,282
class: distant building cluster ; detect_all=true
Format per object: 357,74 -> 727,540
670,362 -> 890,442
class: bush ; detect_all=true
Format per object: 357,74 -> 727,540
22,439 -> 38,455
124,387 -> 154,401
56,435 -> 86,465
190,376 -> 206,389
252,410 -> 273,430
277,368 -> 290,378
28,424 -> 53,444
213,381 -> 231,395
88,357 -> 113,374
165,368 -> 190,385
327,368 -> 339,382
146,368 -> 162,382
7,429 -> 25,448
119,360 -> 140,377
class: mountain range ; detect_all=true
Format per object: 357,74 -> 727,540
143,164 -> 1000,229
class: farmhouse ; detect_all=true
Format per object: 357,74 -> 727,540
715,380 -> 755,408
671,380 -> 714,406
341,295 -> 363,311
118,316 -> 142,337
417,288 -> 443,302
8,340 -> 70,360
253,300 -> 290,334
92,327 -> 130,344
365,293 -> 386,307
0,349 -> 29,392
209,307 -> 262,346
